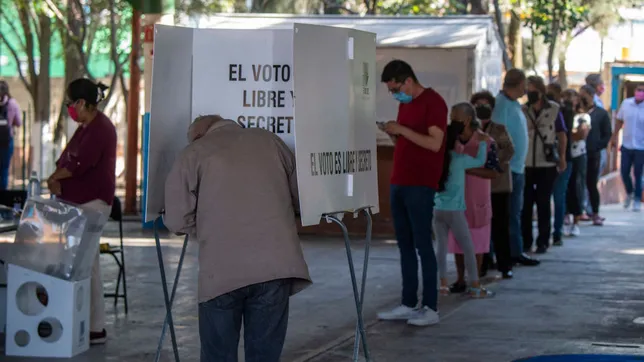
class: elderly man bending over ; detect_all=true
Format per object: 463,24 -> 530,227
164,115 -> 312,362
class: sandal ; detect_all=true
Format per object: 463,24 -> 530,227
439,286 -> 450,296
449,281 -> 467,294
469,287 -> 495,299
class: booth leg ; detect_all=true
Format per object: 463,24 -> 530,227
154,216 -> 188,362
325,208 -> 372,362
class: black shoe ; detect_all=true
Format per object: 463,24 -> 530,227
553,238 -> 563,247
502,270 -> 513,279
449,281 -> 467,294
90,329 -> 107,345
535,246 -> 548,254
513,253 -> 540,266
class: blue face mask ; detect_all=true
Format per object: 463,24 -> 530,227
393,92 -> 413,104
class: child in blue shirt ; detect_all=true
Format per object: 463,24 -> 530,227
433,103 -> 495,298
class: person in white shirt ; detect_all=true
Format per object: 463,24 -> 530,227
612,84 -> 644,212
566,90 -> 590,236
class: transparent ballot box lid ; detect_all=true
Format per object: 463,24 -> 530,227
5,197 -> 104,281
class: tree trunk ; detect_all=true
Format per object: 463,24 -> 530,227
55,0 -> 85,142
508,4 -> 523,68
492,0 -> 511,70
36,14 -> 52,126
557,34 -> 573,89
469,0 -> 489,14
547,0 -> 559,82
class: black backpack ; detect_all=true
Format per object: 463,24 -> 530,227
0,102 -> 11,148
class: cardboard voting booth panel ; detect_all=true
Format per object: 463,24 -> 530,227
293,24 -> 379,226
147,24 -> 379,226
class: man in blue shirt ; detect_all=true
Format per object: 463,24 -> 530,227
491,69 -> 540,266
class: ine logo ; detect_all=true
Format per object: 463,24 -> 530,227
362,62 -> 370,96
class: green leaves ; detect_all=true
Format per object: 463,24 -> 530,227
523,0 -> 588,44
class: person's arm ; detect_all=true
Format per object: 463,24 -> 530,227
388,100 -> 447,152
274,136 -> 300,216
164,149 -> 198,236
571,123 -> 589,141
611,103 -> 625,147
8,99 -> 22,128
598,111 -> 613,150
493,124 -> 514,165
463,141 -> 488,169
555,112 -> 568,159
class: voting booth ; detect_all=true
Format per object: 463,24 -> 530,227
172,14 -> 504,236
146,22 -> 378,361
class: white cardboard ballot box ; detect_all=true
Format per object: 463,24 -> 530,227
5,264 -> 90,358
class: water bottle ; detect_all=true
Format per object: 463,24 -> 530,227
28,171 -> 41,198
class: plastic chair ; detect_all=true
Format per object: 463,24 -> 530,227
100,196 -> 128,313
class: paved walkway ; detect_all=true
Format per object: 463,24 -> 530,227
1,205 -> 644,361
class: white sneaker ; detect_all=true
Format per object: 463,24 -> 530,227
407,306 -> 440,327
570,224 -> 581,237
377,305 -> 417,321
634,200 -> 641,212
625,194 -> 634,209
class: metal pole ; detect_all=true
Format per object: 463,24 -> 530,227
324,207 -> 372,362
153,215 -> 185,362
352,207 -> 372,360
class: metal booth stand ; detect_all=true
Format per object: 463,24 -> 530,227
153,207 -> 374,362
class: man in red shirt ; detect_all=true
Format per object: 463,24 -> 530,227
377,60 -> 447,326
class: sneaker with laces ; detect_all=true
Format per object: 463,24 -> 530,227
625,194 -> 634,209
377,305 -> 417,321
407,306 -> 440,326
570,224 -> 580,236
633,200 -> 641,212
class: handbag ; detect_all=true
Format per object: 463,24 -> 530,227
529,111 -> 559,163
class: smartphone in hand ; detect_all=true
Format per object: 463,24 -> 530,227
376,121 -> 386,131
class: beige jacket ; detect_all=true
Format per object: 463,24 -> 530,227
164,120 -> 312,303
484,121 -> 515,194
523,101 -> 561,168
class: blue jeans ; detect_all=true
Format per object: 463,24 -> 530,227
509,172 -> 525,258
620,146 -> 644,199
198,279 -> 291,362
0,137 -> 14,190
390,185 -> 437,311
552,165 -> 572,239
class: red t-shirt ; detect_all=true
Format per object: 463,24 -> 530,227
391,88 -> 448,188
57,111 -> 117,206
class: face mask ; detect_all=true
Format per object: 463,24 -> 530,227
447,121 -> 465,136
635,90 -> 644,102
564,100 -> 573,108
67,105 -> 79,122
546,93 -> 556,101
393,92 -> 413,104
597,84 -> 605,95
527,91 -> 540,104
475,105 -> 492,120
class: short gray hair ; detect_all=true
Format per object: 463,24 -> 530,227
585,73 -> 603,88
452,102 -> 478,129
188,114 -> 224,142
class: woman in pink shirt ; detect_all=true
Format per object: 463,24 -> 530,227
0,80 -> 23,190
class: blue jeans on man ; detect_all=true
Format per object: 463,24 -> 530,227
620,146 -> 644,202
552,164 -> 572,240
0,137 -> 14,190
509,172 -> 525,258
198,279 -> 291,362
390,185 -> 438,311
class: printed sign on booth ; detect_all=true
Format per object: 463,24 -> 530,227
191,29 -> 295,149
